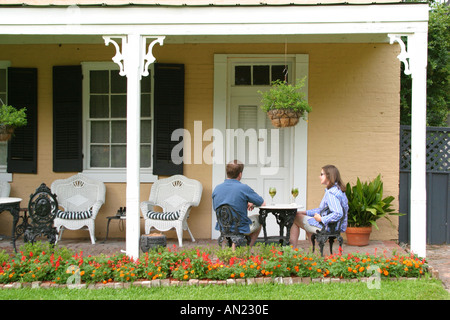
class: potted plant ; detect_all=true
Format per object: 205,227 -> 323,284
345,174 -> 403,246
258,77 -> 312,128
0,104 -> 27,141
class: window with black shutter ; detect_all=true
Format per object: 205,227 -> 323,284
153,63 -> 185,176
7,68 -> 38,174
51,62 -> 184,178
53,66 -> 83,172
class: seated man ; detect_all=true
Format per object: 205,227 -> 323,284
212,160 -> 266,246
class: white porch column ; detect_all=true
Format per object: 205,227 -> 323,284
408,32 -> 428,258
104,34 -> 164,259
389,32 -> 428,258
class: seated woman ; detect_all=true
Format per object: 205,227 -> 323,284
289,164 -> 349,248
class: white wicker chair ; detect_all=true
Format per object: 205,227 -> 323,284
0,180 -> 10,197
51,173 -> 106,244
140,175 -> 202,247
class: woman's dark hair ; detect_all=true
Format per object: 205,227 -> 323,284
322,164 -> 346,191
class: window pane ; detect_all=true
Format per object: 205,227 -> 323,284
0,94 -> 6,105
141,120 -> 152,143
111,70 -> 126,93
235,66 -> 251,85
111,95 -> 126,118
91,121 -> 109,143
90,70 -> 109,94
141,75 -> 151,93
86,65 -> 153,170
111,145 -> 126,167
90,95 -> 109,118
0,69 -> 6,92
0,144 -> 6,166
141,94 -> 151,117
90,145 -> 110,167
272,65 -> 287,82
253,65 -> 270,85
140,145 -> 151,168
111,120 -> 126,143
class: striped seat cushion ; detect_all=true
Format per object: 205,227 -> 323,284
146,210 -> 180,221
56,208 -> 93,220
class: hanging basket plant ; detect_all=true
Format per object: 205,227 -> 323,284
0,104 -> 27,141
258,77 -> 311,128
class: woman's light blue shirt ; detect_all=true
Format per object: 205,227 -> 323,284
306,184 -> 349,232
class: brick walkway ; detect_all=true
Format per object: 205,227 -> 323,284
0,236 -> 448,292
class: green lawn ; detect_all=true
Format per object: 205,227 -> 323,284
0,279 -> 447,300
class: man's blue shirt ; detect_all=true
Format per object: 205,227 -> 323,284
212,179 -> 264,234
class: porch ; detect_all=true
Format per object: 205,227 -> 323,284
0,235 -> 405,257
0,2 -> 430,260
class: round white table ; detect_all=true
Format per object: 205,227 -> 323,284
0,197 -> 22,252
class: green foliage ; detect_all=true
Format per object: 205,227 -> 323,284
345,175 -> 403,229
258,78 -> 312,117
0,104 -> 27,127
401,2 -> 450,126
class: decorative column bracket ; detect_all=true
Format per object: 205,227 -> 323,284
388,34 -> 411,76
141,36 -> 165,77
103,35 -> 165,78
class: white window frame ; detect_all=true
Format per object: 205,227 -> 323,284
81,62 -> 157,183
0,61 -> 12,182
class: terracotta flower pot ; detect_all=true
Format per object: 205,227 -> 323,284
345,226 -> 372,246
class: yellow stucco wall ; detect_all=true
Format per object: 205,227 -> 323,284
0,41 -> 400,242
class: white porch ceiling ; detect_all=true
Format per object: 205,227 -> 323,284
0,3 -> 429,42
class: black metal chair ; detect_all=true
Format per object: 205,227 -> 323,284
215,204 -> 250,248
24,183 -> 58,245
310,206 -> 345,256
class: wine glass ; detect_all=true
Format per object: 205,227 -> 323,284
291,187 -> 299,204
269,187 -> 277,205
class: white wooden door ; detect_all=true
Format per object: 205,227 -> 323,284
211,55 -> 308,241
228,90 -> 293,237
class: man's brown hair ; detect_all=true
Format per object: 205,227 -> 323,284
226,160 -> 244,179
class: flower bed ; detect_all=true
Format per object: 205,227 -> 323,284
0,242 -> 429,286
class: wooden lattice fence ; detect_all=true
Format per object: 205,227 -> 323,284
399,126 -> 450,244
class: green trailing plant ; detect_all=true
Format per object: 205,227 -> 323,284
258,77 -> 312,119
345,175 -> 403,229
0,104 -> 27,128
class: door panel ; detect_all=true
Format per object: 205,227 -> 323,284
229,94 -> 292,237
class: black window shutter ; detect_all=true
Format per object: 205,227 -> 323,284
153,63 -> 185,176
52,66 -> 83,172
7,68 -> 38,174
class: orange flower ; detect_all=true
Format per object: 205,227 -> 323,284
359,267 -> 365,272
